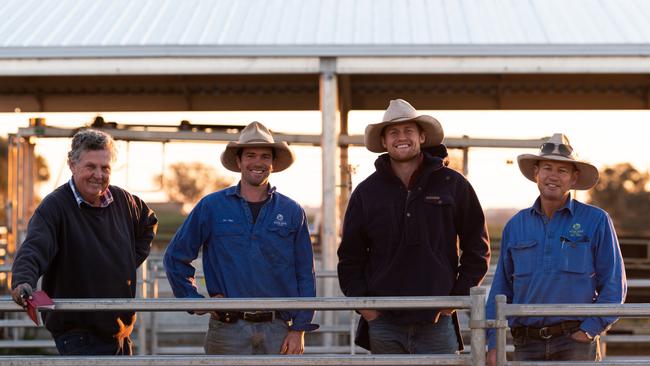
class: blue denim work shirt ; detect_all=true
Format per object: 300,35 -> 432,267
486,195 -> 626,349
163,184 -> 318,331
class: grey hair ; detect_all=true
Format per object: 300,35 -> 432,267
67,129 -> 117,164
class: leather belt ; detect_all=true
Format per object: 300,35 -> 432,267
211,311 -> 275,323
511,320 -> 582,341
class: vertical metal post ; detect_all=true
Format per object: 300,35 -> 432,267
462,146 -> 469,176
151,264 -> 159,355
137,260 -> 147,355
320,57 -> 340,350
495,295 -> 508,366
349,310 -> 356,355
470,286 -> 486,366
6,135 -> 18,266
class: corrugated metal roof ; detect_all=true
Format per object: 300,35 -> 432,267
1,0 -> 650,57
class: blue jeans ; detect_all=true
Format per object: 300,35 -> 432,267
54,331 -> 132,356
513,333 -> 601,361
367,314 -> 458,354
204,317 -> 289,355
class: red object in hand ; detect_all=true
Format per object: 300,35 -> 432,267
25,291 -> 55,326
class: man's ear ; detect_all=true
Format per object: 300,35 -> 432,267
381,136 -> 387,149
419,131 -> 426,144
571,169 -> 580,187
236,156 -> 242,170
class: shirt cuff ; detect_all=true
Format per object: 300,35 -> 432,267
289,323 -> 319,332
580,318 -> 603,338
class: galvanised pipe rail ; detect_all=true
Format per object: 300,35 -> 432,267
494,295 -> 650,366
0,354 -> 472,366
0,296 -> 472,312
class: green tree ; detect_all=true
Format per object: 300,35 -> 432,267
158,162 -> 232,213
588,163 -> 650,235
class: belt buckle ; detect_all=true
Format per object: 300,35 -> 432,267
243,311 -> 269,322
539,327 -> 552,340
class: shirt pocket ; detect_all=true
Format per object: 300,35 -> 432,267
214,222 -> 247,249
261,225 -> 297,266
509,240 -> 538,276
420,194 -> 455,246
560,235 -> 594,274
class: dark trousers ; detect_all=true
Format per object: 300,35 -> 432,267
367,315 -> 458,354
513,333 -> 600,362
54,330 -> 132,356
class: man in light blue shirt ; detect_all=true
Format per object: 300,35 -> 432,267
486,133 -> 626,365
164,121 -> 317,355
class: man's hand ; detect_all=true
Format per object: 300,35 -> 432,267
195,294 -> 224,316
434,308 -> 456,323
280,330 -> 304,354
11,283 -> 33,307
487,349 -> 497,366
359,309 -> 381,322
571,330 -> 593,343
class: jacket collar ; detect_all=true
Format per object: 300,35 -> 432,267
374,151 -> 445,183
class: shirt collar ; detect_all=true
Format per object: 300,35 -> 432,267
227,182 -> 276,198
68,178 -> 113,208
530,193 -> 575,217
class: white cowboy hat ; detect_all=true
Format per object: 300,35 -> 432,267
220,121 -> 295,173
364,99 -> 444,153
517,133 -> 599,190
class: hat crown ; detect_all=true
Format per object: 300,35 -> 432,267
383,99 -> 419,122
540,133 -> 577,159
238,121 -> 275,144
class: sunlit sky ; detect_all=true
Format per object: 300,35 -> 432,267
2,110 -> 649,210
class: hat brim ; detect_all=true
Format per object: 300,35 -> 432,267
220,141 -> 295,173
517,154 -> 599,190
364,115 -> 444,153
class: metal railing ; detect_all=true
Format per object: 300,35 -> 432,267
0,288 -> 485,366
494,295 -> 650,366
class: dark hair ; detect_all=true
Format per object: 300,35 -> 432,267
236,147 -> 276,160
67,129 -> 116,164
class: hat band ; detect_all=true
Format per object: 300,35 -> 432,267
239,138 -> 274,144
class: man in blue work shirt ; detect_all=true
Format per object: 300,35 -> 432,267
486,133 -> 626,365
163,121 -> 317,355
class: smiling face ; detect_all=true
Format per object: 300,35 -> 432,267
69,149 -> 112,205
236,147 -> 274,187
380,121 -> 425,162
534,160 -> 579,203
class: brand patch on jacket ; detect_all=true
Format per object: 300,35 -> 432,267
424,195 -> 444,204
221,218 -> 234,223
569,223 -> 584,237
273,213 -> 287,227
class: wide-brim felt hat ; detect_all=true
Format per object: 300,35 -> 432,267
364,99 -> 444,153
517,133 -> 599,190
220,121 -> 295,172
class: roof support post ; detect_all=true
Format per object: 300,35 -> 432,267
319,57 -> 340,348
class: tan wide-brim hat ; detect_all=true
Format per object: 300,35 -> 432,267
517,133 -> 599,190
364,99 -> 444,153
220,121 -> 295,173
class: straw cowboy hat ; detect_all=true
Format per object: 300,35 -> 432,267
364,99 -> 444,153
220,121 -> 295,172
517,133 -> 599,190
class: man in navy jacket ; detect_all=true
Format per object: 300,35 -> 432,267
337,99 -> 490,354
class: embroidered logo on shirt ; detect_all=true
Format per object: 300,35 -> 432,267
569,223 -> 584,237
221,218 -> 234,223
273,213 -> 287,226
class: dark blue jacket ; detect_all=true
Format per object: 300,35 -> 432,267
337,152 -> 490,323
